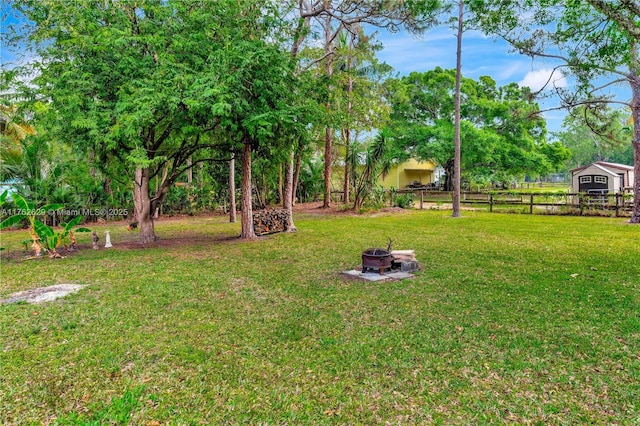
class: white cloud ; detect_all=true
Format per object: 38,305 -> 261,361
519,68 -> 568,92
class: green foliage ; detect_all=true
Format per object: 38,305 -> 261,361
386,68 -> 558,189
163,184 -> 221,216
0,193 -> 89,257
555,105 -> 634,170
7,0 -> 306,240
363,185 -> 387,210
470,0 -> 639,222
297,158 -> 324,203
393,193 -> 415,209
353,131 -> 393,209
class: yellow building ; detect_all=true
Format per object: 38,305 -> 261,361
379,159 -> 437,189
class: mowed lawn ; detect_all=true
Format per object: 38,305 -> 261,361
1,210 -> 639,425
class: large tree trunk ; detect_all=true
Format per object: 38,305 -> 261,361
229,153 -> 236,223
629,42 -> 640,224
452,0 -> 463,218
240,139 -> 256,239
133,167 -> 157,243
284,149 -> 297,232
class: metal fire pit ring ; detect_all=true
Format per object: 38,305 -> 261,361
362,248 -> 394,275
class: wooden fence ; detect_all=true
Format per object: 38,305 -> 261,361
390,189 -> 635,217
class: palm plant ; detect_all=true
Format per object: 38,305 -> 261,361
297,157 -> 324,203
352,131 -> 393,210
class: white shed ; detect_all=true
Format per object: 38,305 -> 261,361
571,162 -> 634,194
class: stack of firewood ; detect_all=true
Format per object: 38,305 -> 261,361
390,250 -> 417,262
253,209 -> 290,235
391,250 -> 419,272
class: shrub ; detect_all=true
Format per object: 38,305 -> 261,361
394,194 -> 415,209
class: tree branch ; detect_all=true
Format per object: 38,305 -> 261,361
585,0 -> 640,39
297,50 -> 336,75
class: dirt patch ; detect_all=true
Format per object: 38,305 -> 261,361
292,202 -> 412,216
0,245 -> 88,262
114,234 -> 241,250
292,201 -> 358,216
1,284 -> 85,304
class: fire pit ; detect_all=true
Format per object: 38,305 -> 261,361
362,248 -> 394,275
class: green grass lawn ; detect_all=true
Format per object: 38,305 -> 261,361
1,210 -> 639,424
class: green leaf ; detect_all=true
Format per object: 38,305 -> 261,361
12,194 -> 34,212
34,219 -> 55,239
64,216 -> 84,231
0,215 -> 26,229
0,190 -> 7,203
47,234 -> 60,249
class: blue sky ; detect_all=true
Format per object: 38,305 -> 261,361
373,25 -> 632,134
375,26 -> 568,132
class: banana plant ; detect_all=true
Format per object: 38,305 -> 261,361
0,193 -> 89,257
58,215 -> 91,250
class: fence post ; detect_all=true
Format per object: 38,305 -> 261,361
530,194 -> 534,214
615,193 -> 620,217
489,194 -> 494,212
420,191 -> 424,210
579,193 -> 584,215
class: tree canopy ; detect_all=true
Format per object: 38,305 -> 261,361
471,0 -> 640,221
7,0 -> 303,241
386,68 -> 569,189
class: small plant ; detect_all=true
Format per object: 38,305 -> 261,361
363,185 -> 387,210
394,194 -> 415,209
0,193 -> 90,258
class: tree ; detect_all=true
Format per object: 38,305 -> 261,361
332,28 -> 393,205
472,0 -> 640,222
7,1 -> 300,242
452,0 -> 463,217
556,105 -> 634,170
215,18 -> 301,239
387,69 -> 566,188
0,104 -> 35,182
289,0 -> 442,208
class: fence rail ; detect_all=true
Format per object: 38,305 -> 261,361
391,189 -> 635,217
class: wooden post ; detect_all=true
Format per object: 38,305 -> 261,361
615,193 -> 620,217
489,194 -> 494,212
530,194 -> 534,214
420,191 -> 424,210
